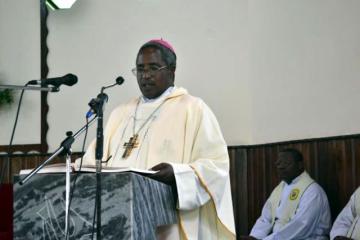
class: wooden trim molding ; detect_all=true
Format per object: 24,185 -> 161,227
0,144 -> 42,154
1,133 -> 360,236
228,132 -> 360,149
40,0 -> 49,153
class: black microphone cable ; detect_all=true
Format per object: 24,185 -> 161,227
65,115 -> 91,238
0,83 -> 28,184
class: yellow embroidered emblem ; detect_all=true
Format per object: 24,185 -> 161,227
289,189 -> 300,200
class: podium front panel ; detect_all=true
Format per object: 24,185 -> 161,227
14,172 -> 177,240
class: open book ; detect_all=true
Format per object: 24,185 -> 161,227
19,163 -> 157,175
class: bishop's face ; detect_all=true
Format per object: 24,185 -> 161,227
136,47 -> 174,99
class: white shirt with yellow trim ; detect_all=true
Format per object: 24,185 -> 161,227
250,174 -> 331,240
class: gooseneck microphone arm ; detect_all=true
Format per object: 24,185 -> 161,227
100,76 -> 125,93
86,76 -> 125,118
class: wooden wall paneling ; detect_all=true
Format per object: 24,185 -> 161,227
0,152 -> 84,184
0,156 -> 9,184
317,139 -> 342,220
261,147 -> 269,201
264,146 -> 280,196
1,134 -> 359,237
251,147 -> 264,233
246,146 -> 270,234
246,147 -> 257,233
228,147 -> 248,236
347,138 -> 360,190
336,138 -> 357,215
334,139 -> 352,215
352,138 -> 360,188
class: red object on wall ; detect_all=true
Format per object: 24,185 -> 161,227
0,184 -> 13,240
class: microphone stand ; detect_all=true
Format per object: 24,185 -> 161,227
63,131 -> 73,240
92,92 -> 108,240
19,116 -> 97,185
17,78 -> 119,239
0,84 -> 59,92
19,117 -> 97,239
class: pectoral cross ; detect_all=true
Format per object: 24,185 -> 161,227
122,134 -> 139,158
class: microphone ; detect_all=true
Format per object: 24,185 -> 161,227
100,76 -> 125,93
28,74 -> 78,88
115,76 -> 124,85
86,76 -> 125,118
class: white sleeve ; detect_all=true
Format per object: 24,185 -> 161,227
169,163 -> 210,210
250,200 -> 274,239
263,184 -> 331,240
169,100 -> 228,210
330,194 -> 356,239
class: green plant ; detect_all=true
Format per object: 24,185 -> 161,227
0,89 -> 14,107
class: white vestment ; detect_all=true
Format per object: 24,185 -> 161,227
330,187 -> 360,240
250,173 -> 332,240
78,86 -> 236,239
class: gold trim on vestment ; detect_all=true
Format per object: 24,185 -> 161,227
189,165 -> 236,238
177,211 -> 189,240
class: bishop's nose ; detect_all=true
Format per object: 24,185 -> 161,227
140,70 -> 152,80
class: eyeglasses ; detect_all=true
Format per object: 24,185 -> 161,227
131,65 -> 168,77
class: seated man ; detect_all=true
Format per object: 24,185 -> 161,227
330,187 -> 360,240
241,148 -> 331,240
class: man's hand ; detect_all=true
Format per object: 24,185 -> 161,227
334,237 -> 354,240
149,163 -> 178,204
149,163 -> 176,185
239,236 -> 258,240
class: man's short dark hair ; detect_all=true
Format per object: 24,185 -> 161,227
137,42 -> 177,71
279,148 -> 303,162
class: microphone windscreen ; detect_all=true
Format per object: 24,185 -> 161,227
63,74 -> 78,86
115,76 -> 125,85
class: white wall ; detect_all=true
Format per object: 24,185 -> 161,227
0,0 -> 41,146
1,0 -> 360,151
46,0 -> 251,151
248,0 -> 360,144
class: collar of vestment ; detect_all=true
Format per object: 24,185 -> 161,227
269,171 -> 314,226
120,86 -> 188,159
139,86 -> 188,104
283,171 -> 306,186
141,86 -> 174,103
